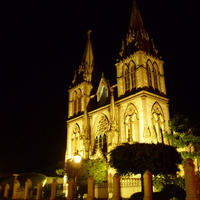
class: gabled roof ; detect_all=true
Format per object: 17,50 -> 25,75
90,147 -> 107,160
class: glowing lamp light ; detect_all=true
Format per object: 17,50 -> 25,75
74,151 -> 81,163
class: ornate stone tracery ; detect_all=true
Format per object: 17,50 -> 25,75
71,123 -> 81,155
125,103 -> 139,143
151,102 -> 165,143
95,115 -> 110,137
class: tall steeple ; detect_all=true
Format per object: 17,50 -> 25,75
78,30 -> 94,82
129,0 -> 145,38
119,0 -> 158,59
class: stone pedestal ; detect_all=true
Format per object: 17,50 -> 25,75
4,183 -> 10,198
50,180 -> 57,200
36,181 -> 42,199
24,179 -> 32,199
112,173 -> 120,200
143,170 -> 152,200
67,178 -> 74,200
12,180 -> 20,199
184,158 -> 199,200
86,176 -> 94,200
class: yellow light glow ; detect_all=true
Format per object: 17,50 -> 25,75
74,151 -> 81,163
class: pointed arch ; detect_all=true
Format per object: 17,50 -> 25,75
146,60 -> 153,87
71,123 -> 81,155
130,61 -> 136,89
151,102 -> 165,143
77,89 -> 82,112
103,134 -> 107,153
73,91 -> 77,114
124,64 -> 130,91
153,62 -> 158,89
96,76 -> 109,104
94,114 -> 109,153
153,67 -> 158,89
124,103 -> 140,143
100,85 -> 106,106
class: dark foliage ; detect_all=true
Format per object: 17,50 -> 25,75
130,184 -> 186,200
165,113 -> 200,164
109,143 -> 182,176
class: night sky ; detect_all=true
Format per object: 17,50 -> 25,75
1,0 -> 200,175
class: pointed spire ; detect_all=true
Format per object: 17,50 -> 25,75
129,0 -> 144,32
119,39 -> 125,57
82,29 -> 93,66
127,0 -> 146,46
79,30 -> 94,82
72,70 -> 77,84
117,0 -> 159,59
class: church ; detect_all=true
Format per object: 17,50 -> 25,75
65,0 -> 170,198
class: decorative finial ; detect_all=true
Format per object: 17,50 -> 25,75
87,29 -> 92,38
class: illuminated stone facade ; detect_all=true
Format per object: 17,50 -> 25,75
65,0 -> 170,198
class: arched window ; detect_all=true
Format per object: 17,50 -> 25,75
152,102 -> 165,143
147,65 -> 152,87
125,104 -> 139,143
125,68 -> 130,91
94,136 -> 98,151
99,135 -> 102,149
77,89 -> 82,112
131,64 -> 136,89
100,86 -> 106,106
73,92 -> 77,114
95,115 -> 109,153
71,124 -> 80,156
103,134 -> 107,153
153,67 -> 158,89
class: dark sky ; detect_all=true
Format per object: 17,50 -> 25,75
1,0 -> 200,175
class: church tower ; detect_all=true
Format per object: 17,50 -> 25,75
65,1 -> 170,197
66,30 -> 94,160
115,0 -> 170,145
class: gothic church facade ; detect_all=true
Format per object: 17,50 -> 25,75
65,0 -> 170,197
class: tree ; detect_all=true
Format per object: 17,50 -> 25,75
109,143 -> 182,192
57,158 -> 107,198
78,159 -> 107,186
109,143 -> 182,176
164,113 -> 200,164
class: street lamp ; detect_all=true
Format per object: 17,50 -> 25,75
74,151 -> 82,163
74,150 -> 81,200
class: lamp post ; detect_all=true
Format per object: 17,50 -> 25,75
74,150 -> 81,200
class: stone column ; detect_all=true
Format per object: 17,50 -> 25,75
36,181 -> 42,199
143,170 -> 152,200
67,178 -> 74,200
117,105 -> 121,144
86,176 -> 94,200
112,173 -> 120,200
24,179 -> 32,199
165,103 -> 171,145
141,95 -> 148,141
4,183 -> 10,198
66,124 -> 71,158
12,180 -> 20,199
184,158 -> 199,200
50,180 -> 57,200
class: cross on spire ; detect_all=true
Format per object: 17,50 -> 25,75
87,29 -> 92,38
